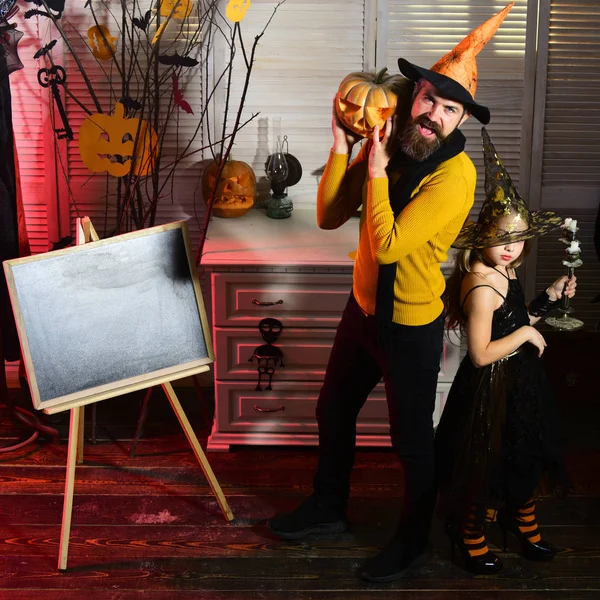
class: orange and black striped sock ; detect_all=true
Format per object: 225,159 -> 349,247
461,507 -> 490,558
515,500 -> 542,544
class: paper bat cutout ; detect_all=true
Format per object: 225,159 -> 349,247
172,73 -> 193,114
24,0 -> 65,19
33,39 -> 57,59
120,96 -> 142,112
132,10 -> 151,31
158,52 -> 198,67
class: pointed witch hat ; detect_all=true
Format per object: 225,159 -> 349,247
398,2 -> 514,124
452,128 -> 563,249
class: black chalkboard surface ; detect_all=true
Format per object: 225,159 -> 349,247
3,221 -> 213,414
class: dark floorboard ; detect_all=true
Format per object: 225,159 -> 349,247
1,373 -> 599,599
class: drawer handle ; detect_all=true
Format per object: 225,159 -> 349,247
253,404 -> 284,413
252,298 -> 284,306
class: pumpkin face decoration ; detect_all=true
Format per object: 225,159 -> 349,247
335,68 -> 411,138
78,102 -> 159,177
226,0 -> 251,22
87,25 -> 118,60
202,159 -> 256,218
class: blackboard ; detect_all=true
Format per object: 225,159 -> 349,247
3,221 -> 213,414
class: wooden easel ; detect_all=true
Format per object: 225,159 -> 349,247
57,217 -> 233,571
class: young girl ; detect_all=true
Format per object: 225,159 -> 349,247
435,128 -> 577,574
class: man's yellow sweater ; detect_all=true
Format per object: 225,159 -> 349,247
317,141 -> 476,326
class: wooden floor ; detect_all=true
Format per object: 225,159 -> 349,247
0,370 -> 599,600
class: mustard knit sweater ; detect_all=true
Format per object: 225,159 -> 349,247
317,141 -> 476,326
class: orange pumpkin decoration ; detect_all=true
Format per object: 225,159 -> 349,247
87,25 -> 118,60
226,0 -> 251,22
335,68 -> 411,138
202,158 -> 256,218
78,102 -> 159,178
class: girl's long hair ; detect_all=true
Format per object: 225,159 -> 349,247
443,248 -> 482,332
443,241 -> 532,332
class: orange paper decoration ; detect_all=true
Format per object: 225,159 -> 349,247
78,102 -> 159,178
226,0 -> 251,23
87,25 -> 118,60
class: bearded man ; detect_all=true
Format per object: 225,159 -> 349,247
268,3 -> 514,584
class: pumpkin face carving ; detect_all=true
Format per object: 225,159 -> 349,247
78,102 -> 159,177
87,25 -> 118,60
335,68 -> 410,138
202,159 -> 256,218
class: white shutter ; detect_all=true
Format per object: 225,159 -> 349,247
216,0 -> 371,209
9,13 -> 50,254
57,1 -> 205,245
383,0 -> 529,217
532,0 -> 600,325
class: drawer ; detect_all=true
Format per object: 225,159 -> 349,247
214,326 -> 461,383
213,380 -> 451,434
214,327 -> 336,382
214,381 -> 389,435
211,272 -> 353,327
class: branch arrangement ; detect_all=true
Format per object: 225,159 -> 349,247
25,0 -> 286,261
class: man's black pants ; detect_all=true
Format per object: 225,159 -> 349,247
313,293 -> 444,542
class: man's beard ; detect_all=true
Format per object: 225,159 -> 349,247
399,115 -> 446,162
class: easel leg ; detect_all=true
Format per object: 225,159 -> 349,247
130,387 -> 153,458
76,406 -> 84,465
161,382 -> 234,522
58,407 -> 80,570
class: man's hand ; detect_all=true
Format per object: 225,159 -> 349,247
332,96 -> 363,155
368,117 -> 393,180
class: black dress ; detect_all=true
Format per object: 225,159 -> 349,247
435,271 -> 567,516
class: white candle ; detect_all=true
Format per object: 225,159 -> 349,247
567,240 -> 580,254
567,219 -> 578,232
564,217 -> 572,228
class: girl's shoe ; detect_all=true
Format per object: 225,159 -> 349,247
498,501 -> 556,561
445,518 -> 503,574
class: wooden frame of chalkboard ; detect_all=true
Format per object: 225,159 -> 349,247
3,221 -> 214,414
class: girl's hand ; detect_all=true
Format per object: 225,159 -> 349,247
526,325 -> 547,357
332,97 -> 363,154
368,117 -> 393,179
547,275 -> 577,301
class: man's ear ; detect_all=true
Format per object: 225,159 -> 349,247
458,110 -> 471,128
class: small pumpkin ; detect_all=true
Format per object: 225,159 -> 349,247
87,25 -> 118,60
202,158 -> 256,218
78,102 -> 159,178
226,0 -> 251,22
335,67 -> 411,138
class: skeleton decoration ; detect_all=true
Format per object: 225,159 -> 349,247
249,318 -> 285,391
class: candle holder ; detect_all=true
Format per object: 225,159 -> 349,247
545,222 -> 583,331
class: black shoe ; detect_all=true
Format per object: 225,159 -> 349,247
268,496 -> 349,540
497,509 -> 556,561
357,537 -> 429,583
446,519 -> 503,575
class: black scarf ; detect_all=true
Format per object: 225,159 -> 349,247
375,129 -> 466,336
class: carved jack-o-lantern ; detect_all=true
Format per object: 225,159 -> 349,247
335,68 -> 411,138
202,158 -> 256,218
87,25 -> 118,60
78,102 -> 159,177
226,0 -> 251,22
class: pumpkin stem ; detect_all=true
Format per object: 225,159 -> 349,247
374,67 -> 389,83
